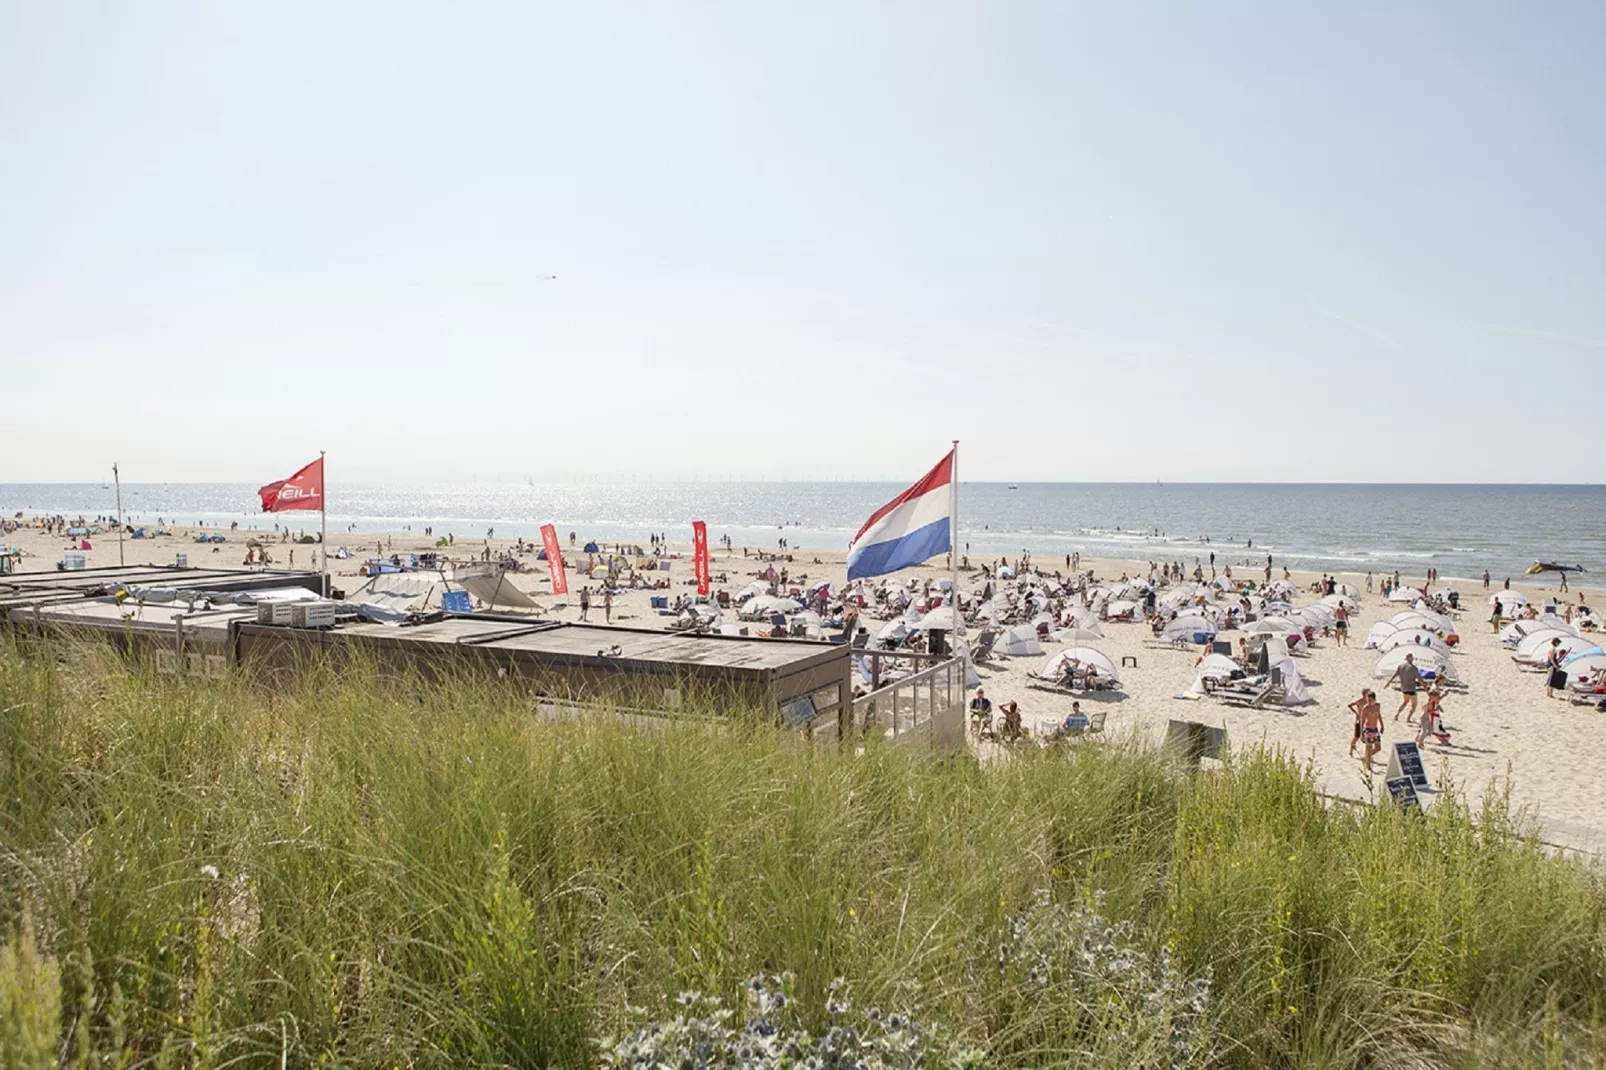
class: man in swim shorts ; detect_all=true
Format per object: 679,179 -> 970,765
1388,653 -> 1421,721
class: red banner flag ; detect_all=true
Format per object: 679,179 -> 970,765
540,524 -> 568,596
257,457 -> 324,513
692,520 -> 710,596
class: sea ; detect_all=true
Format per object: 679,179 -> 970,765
3,482 -> 1602,585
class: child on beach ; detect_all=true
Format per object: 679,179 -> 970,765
1416,687 -> 1450,747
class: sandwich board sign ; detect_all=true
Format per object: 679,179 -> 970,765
1165,719 -> 1227,768
1385,776 -> 1421,813
1385,741 -> 1430,792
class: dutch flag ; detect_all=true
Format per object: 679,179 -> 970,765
847,450 -> 954,580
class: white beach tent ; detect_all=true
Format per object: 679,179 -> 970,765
1499,619 -> 1570,648
1377,629 -> 1455,658
1387,587 -> 1419,603
1365,622 -> 1397,649
1052,626 -> 1108,646
1561,651 -> 1606,679
1104,599 -> 1141,619
914,605 -> 963,632
1271,655 -> 1314,705
1515,632 -> 1598,667
1034,647 -> 1121,687
1163,614 -> 1218,642
1373,646 -> 1458,683
1490,591 -> 1529,608
1390,610 -> 1451,634
1320,593 -> 1360,611
996,624 -> 1045,657
1187,653 -> 1244,695
876,619 -> 909,643
1244,617 -> 1297,635
748,595 -> 801,616
1058,611 -> 1103,636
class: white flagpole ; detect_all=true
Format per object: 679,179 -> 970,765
320,449 -> 328,597
950,439 -> 964,668
113,462 -> 125,567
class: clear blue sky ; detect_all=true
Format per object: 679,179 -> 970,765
3,2 -> 1602,483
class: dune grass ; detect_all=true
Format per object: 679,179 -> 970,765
1,634 -> 1604,1067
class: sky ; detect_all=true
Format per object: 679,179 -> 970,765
3,1 -> 1603,484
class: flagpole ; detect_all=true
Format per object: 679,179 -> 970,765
950,439 -> 964,670
113,462 -> 125,567
320,449 -> 328,597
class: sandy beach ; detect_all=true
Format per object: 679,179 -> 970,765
4,517 -> 1604,853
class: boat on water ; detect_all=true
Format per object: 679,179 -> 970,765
1006,485 -> 1018,490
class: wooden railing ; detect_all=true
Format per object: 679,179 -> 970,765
851,654 -> 967,752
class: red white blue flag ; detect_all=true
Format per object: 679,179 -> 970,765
847,451 -> 953,580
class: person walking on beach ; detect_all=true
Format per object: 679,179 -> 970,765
1545,638 -> 1568,698
604,589 -> 613,623
1417,687 -> 1449,746
579,586 -> 590,621
1334,602 -> 1350,646
1491,599 -> 1504,633
1388,653 -> 1421,721
1482,569 -> 1490,589
1359,691 -> 1384,772
1347,688 -> 1370,757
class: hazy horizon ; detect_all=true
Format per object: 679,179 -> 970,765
5,2 -> 1603,483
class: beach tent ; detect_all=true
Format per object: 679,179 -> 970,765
1271,656 -> 1314,705
1390,610 -> 1450,634
583,541 -> 600,553
747,595 -> 801,616
1104,599 -> 1140,619
1373,646 -> 1458,682
1515,632 -> 1598,666
996,624 -> 1044,657
1244,617 -> 1297,635
347,574 -> 441,621
1034,647 -> 1120,687
1535,613 -> 1575,632
1052,626 -> 1107,646
1387,587 -> 1418,603
1267,579 -> 1297,597
1319,593 -> 1360,611
1377,629 -> 1454,658
737,581 -> 771,602
454,565 -> 542,610
1490,591 -> 1528,608
1365,622 -> 1398,649
1499,619 -> 1570,648
914,605 -> 962,632
1337,584 -> 1364,599
997,566 -> 1015,579
1562,652 -> 1606,680
1163,614 -> 1217,643
876,619 -> 909,644
790,611 -> 824,639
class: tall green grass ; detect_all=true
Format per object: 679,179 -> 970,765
1,634 -> 1603,1067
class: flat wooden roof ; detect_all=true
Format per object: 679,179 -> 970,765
331,616 -> 844,674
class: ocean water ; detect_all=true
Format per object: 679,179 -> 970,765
4,482 -> 1602,584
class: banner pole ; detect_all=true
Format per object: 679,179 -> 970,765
113,462 -> 125,567
320,450 -> 328,597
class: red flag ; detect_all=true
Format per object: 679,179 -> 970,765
540,524 -> 568,595
692,520 -> 710,596
258,457 -> 324,513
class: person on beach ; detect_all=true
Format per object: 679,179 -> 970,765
1359,692 -> 1384,772
1482,569 -> 1490,589
579,586 -> 590,621
1417,687 -> 1450,746
1333,601 -> 1350,645
1347,688 -> 1370,757
1545,638 -> 1567,698
1490,599 -> 1503,632
604,589 -> 613,623
1388,653 -> 1421,721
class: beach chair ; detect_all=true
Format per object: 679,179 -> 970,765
970,628 -> 999,662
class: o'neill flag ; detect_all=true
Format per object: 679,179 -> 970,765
258,457 -> 324,513
847,450 -> 954,580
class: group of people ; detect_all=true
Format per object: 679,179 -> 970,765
1351,652 -> 1451,772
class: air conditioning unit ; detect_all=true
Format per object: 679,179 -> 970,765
256,602 -> 295,626
291,602 -> 339,629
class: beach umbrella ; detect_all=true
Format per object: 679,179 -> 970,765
1034,647 -> 1120,685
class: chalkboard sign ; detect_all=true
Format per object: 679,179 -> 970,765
1165,719 -> 1228,766
1385,776 -> 1420,813
1386,742 -> 1430,791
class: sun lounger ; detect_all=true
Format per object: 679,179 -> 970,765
970,628 -> 999,662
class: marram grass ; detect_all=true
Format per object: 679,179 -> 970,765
1,635 -> 1603,1067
